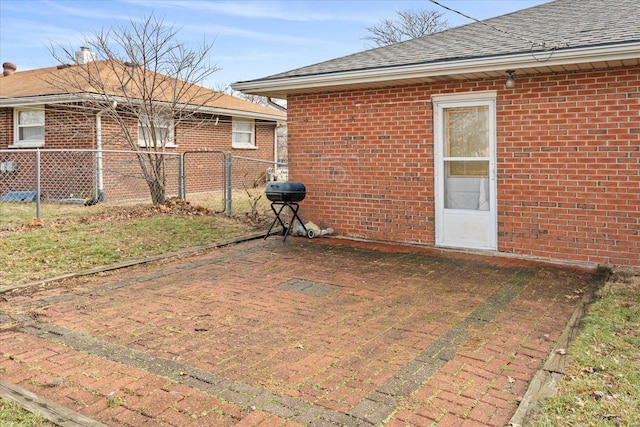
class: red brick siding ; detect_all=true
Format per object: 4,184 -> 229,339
45,105 -> 95,149
1,107 -> 277,201
0,105 -> 97,149
178,116 -> 276,193
0,106 -> 95,198
0,108 -> 13,149
0,108 -> 16,196
244,119 -> 278,188
287,67 -> 639,266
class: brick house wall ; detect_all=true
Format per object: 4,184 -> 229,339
179,116 -> 276,193
0,107 -> 17,196
286,66 -> 639,266
0,108 -> 12,149
0,106 -> 95,199
0,105 -> 96,149
0,106 -> 277,202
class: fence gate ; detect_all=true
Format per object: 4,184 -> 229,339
224,153 -> 287,218
182,150 -> 227,213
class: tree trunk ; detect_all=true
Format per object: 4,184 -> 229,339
148,179 -> 166,205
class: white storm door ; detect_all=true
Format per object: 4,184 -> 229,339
433,93 -> 497,250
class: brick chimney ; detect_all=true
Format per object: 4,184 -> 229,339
2,62 -> 16,76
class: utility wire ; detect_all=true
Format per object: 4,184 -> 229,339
427,0 -> 567,51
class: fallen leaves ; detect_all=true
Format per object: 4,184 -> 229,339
1,198 -> 213,237
581,366 -> 595,374
564,288 -> 584,300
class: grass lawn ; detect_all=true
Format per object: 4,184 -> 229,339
530,268 -> 640,426
0,200 -> 267,286
0,398 -> 57,426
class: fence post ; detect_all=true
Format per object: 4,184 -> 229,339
94,150 -> 99,200
225,152 -> 233,216
35,149 -> 41,219
178,153 -> 185,199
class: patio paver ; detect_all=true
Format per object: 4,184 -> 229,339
0,237 -> 601,426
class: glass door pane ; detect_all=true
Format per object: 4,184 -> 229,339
444,162 -> 490,210
444,106 -> 490,211
445,106 -> 489,158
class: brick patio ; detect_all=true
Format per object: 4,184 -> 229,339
0,237 -> 600,426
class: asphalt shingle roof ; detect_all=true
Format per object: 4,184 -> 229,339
0,60 -> 285,119
250,0 -> 640,81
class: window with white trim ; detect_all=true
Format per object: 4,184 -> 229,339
138,113 -> 175,148
232,117 -> 255,149
13,107 -> 45,147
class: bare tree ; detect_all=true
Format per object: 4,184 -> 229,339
47,14 -> 220,204
364,9 -> 449,47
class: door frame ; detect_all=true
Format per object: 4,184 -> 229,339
432,91 -> 497,250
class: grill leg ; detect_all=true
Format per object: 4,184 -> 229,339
283,203 -> 307,242
264,202 -> 308,242
265,203 -> 288,239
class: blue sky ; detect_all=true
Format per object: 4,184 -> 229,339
0,1 -> 548,89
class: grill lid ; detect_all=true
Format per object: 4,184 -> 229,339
265,181 -> 306,202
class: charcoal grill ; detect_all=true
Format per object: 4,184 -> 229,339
264,181 -> 308,241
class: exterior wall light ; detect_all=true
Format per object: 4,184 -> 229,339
505,70 -> 516,88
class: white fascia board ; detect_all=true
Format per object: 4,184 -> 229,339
233,42 -> 640,95
0,94 -> 81,108
197,106 -> 286,122
0,93 -> 127,108
0,94 -> 285,122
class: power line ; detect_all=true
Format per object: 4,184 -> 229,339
427,0 -> 567,51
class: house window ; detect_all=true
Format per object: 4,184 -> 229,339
13,107 -> 45,147
232,118 -> 255,149
138,113 -> 175,148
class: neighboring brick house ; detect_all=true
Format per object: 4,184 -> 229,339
233,0 -> 639,266
0,51 -> 286,202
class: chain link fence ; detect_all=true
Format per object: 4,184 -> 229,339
0,148 -> 286,228
226,154 -> 287,222
180,151 -> 286,220
183,150 -> 226,213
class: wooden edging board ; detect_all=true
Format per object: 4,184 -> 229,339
0,380 -> 108,427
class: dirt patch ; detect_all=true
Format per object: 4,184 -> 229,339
606,266 -> 640,293
68,198 -> 212,222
